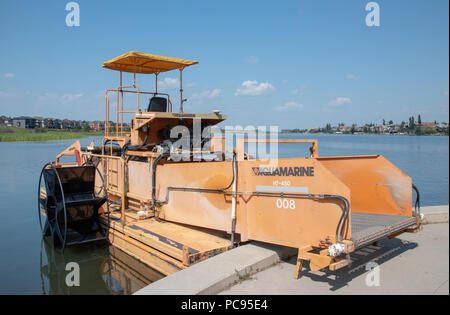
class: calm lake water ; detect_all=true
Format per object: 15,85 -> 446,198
0,134 -> 448,294
0,136 -> 164,295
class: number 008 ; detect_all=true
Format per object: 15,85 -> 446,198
276,198 -> 295,209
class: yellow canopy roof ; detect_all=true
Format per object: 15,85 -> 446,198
102,51 -> 198,74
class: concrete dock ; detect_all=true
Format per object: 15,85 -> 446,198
421,205 -> 449,224
135,205 -> 449,295
220,223 -> 448,295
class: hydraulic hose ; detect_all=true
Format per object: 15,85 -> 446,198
150,151 -> 349,245
151,152 -> 239,246
152,152 -> 237,205
103,129 -> 151,158
121,127 -> 150,158
158,187 -> 350,243
151,152 -> 170,208
230,152 -> 237,248
412,183 -> 421,218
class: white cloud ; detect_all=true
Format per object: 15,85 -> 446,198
186,82 -> 196,88
38,93 -> 84,104
235,80 -> 275,96
62,93 -> 83,103
4,73 -> 14,78
444,91 -> 449,97
158,77 -> 179,90
345,74 -> 358,80
274,101 -> 304,111
245,56 -> 259,64
291,85 -> 306,96
191,89 -> 221,101
329,97 -> 351,106
0,91 -> 13,98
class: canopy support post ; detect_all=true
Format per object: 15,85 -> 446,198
155,72 -> 159,94
179,67 -> 184,113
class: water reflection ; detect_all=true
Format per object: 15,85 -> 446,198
39,238 -> 164,295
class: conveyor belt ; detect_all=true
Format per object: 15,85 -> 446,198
351,212 -> 417,249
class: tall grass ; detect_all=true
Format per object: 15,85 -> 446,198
0,127 -> 103,142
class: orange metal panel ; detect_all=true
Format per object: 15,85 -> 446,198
318,155 -> 412,216
237,158 -> 351,248
128,160 -> 152,199
157,161 -> 235,232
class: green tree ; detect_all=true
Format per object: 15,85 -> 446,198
82,122 -> 91,132
416,114 -> 423,135
409,116 -> 415,133
422,128 -> 437,135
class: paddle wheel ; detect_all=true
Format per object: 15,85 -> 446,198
38,163 -> 109,249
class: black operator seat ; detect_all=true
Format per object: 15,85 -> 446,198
147,96 -> 167,112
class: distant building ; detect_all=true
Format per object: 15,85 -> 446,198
422,122 -> 437,129
0,116 -> 10,126
89,121 -> 105,131
12,116 -> 36,128
436,123 -> 449,133
89,121 -> 99,131
61,119 -> 81,129
34,116 -> 45,128
1,114 -> 109,131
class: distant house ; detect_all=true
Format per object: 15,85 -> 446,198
12,116 -> 36,128
89,121 -> 105,131
43,118 -> 62,129
422,122 -> 437,129
89,121 -> 99,131
34,116 -> 45,128
436,123 -> 449,133
62,119 -> 81,129
0,116 -> 10,126
387,124 -> 400,134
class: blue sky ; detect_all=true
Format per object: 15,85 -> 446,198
0,0 -> 448,128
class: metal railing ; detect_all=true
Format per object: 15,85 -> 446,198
105,85 -> 173,138
82,152 -> 127,224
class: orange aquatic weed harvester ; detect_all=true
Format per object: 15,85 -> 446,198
38,52 -> 422,278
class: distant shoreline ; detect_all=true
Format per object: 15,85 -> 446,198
0,128 -> 103,142
213,130 -> 449,136
1,128 -> 448,143
279,132 -> 449,136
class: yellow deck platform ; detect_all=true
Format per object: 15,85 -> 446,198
99,210 -> 232,276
